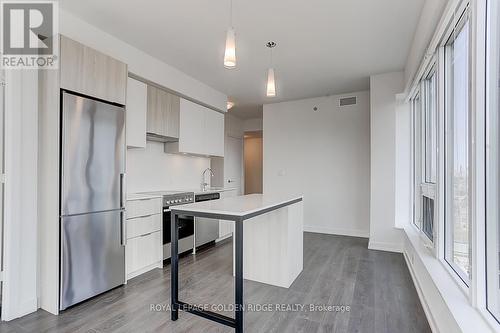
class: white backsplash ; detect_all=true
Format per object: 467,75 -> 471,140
126,141 -> 210,193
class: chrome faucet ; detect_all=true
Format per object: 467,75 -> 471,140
201,168 -> 215,192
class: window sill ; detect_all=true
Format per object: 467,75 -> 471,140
403,226 -> 496,333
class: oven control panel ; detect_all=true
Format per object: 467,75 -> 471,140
163,193 -> 195,207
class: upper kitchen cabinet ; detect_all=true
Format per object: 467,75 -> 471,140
146,85 -> 180,141
205,110 -> 225,157
60,36 -> 127,104
165,98 -> 225,157
126,77 -> 147,148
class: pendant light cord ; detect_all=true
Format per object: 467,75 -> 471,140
230,0 -> 233,28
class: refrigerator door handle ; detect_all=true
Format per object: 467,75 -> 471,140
120,210 -> 127,246
120,173 -> 126,208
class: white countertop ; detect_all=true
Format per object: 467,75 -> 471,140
126,193 -> 163,201
179,187 -> 237,195
171,193 -> 303,218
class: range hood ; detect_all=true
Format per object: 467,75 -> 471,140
146,132 -> 179,143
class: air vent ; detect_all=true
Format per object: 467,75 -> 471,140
339,96 -> 357,107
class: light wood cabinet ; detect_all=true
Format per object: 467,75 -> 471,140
126,78 -> 147,148
146,85 -> 180,139
60,35 -> 127,104
165,98 -> 225,157
125,197 -> 163,280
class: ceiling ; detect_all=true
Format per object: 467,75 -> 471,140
61,0 -> 425,119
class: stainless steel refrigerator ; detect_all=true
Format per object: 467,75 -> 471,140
60,91 -> 126,310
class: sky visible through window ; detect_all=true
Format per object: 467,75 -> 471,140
450,21 -> 470,278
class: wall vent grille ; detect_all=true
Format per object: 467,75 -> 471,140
339,96 -> 357,107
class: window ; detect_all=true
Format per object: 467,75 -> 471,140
424,71 -> 438,184
486,0 -> 500,322
422,196 -> 435,242
412,92 -> 422,229
444,18 -> 471,283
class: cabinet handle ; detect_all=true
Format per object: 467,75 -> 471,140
120,173 -> 126,208
120,210 -> 127,246
129,213 -> 155,219
141,232 -> 153,237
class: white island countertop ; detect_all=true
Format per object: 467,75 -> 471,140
171,193 -> 303,219
171,193 -> 304,289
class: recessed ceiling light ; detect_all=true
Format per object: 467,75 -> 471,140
227,101 -> 235,110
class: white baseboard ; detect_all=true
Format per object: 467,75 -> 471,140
403,250 -> 439,333
367,240 -> 403,253
303,225 -> 369,238
216,234 -> 232,243
126,261 -> 162,281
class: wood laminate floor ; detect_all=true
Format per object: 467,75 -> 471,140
1,233 -> 430,333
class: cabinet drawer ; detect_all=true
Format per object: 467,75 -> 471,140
127,214 -> 161,239
126,198 -> 162,219
126,231 -> 162,277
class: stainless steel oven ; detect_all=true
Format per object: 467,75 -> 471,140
163,207 -> 194,259
160,192 -> 195,260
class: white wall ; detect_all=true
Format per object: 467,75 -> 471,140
59,9 -> 227,112
243,118 -> 263,132
404,0 -> 448,86
2,71 -> 39,320
263,91 -> 371,237
369,72 -> 405,252
127,142 -> 210,193
395,94 -> 412,228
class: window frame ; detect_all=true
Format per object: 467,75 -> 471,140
411,90 -> 423,231
424,68 -> 438,185
443,9 -> 472,287
420,64 -> 439,245
485,0 -> 500,324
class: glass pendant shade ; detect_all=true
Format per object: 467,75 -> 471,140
266,68 -> 276,97
224,28 -> 236,69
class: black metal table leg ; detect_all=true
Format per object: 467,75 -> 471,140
171,212 -> 179,321
169,212 -> 244,332
235,219 -> 244,333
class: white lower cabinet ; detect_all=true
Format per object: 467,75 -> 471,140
125,197 -> 163,280
219,190 -> 237,239
126,231 -> 162,279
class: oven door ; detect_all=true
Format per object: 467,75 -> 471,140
163,208 -> 194,245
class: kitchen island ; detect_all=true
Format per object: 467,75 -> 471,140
170,194 -> 304,333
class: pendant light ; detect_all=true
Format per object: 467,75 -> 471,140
266,42 -> 277,97
223,0 -> 236,69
